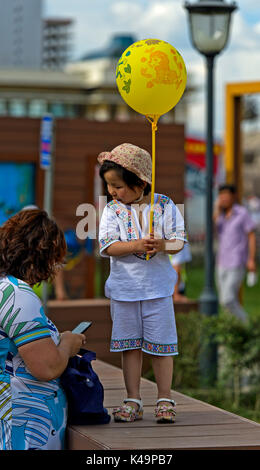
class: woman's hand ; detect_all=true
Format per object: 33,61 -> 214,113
60,331 -> 86,357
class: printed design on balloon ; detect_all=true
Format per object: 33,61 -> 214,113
129,39 -> 162,48
144,39 -> 162,45
116,51 -> 132,94
140,47 -> 184,89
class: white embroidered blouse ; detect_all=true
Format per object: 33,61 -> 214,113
98,193 -> 187,301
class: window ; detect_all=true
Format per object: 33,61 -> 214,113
0,100 -> 7,116
9,99 -> 26,117
29,100 -> 47,118
49,102 -> 66,117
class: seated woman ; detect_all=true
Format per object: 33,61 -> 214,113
0,209 -> 86,450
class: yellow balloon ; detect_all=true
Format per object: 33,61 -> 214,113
116,38 -> 187,117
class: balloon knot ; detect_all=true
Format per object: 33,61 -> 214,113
146,115 -> 159,131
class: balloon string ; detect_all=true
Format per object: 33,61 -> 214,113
145,115 -> 159,261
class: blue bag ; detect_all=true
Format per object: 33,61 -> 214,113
60,349 -> 110,425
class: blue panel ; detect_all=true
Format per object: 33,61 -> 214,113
0,163 -> 36,225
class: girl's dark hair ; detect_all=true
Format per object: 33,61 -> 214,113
0,209 -> 67,285
99,160 -> 151,200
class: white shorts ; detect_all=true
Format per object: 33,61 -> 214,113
110,296 -> 178,356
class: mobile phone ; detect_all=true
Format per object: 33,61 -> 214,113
72,321 -> 92,334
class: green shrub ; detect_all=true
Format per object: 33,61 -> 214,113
174,311 -> 203,389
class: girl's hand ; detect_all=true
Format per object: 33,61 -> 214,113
135,234 -> 165,255
134,238 -> 150,254
146,233 -> 165,254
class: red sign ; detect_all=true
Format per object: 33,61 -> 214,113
185,137 -> 222,175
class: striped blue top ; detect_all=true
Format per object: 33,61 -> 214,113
0,275 -> 67,450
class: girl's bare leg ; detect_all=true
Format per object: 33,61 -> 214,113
152,355 -> 174,418
116,349 -> 143,417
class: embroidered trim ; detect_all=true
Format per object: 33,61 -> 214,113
110,338 -> 178,354
133,252 -> 156,260
110,338 -> 142,351
142,340 -> 178,355
158,195 -> 170,208
108,200 -> 139,241
99,236 -> 119,250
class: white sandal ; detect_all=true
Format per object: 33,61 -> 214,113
112,398 -> 143,422
154,398 -> 176,423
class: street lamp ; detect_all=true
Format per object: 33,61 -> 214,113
184,0 -> 237,384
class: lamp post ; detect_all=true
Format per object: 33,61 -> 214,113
184,0 -> 237,384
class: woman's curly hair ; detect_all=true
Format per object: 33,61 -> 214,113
0,209 -> 67,285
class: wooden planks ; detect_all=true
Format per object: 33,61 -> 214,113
67,359 -> 260,450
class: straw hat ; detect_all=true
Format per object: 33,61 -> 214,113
97,143 -> 152,184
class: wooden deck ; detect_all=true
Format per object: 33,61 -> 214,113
67,359 -> 260,450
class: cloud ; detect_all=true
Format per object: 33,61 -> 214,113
110,1 -> 143,22
229,11 -> 260,51
136,1 -> 185,39
110,0 -> 189,50
254,22 -> 260,34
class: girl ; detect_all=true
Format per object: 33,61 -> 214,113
98,143 -> 187,423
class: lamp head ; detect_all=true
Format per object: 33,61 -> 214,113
184,0 -> 238,56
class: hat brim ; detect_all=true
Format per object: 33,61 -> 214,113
97,150 -> 152,185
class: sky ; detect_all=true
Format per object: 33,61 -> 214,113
44,0 -> 260,140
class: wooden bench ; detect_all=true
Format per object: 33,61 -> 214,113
67,359 -> 260,450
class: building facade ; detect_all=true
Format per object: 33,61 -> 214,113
0,68 -> 87,118
0,0 -> 73,70
42,18 -> 74,69
0,0 -> 43,68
